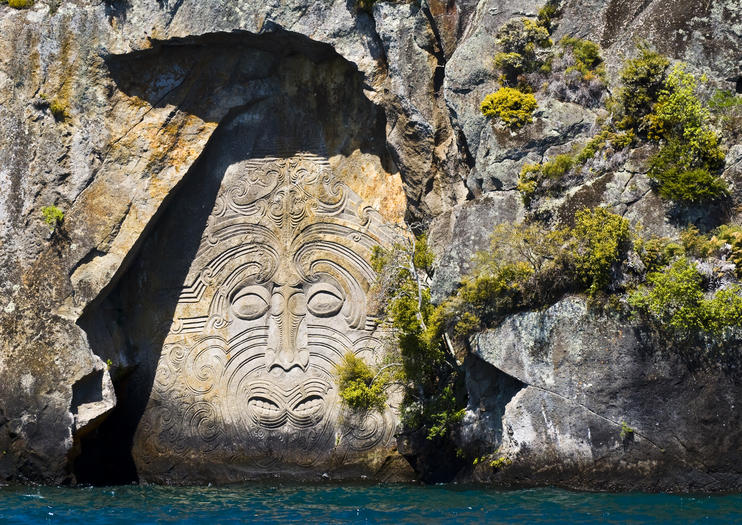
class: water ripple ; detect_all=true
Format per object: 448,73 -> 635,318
0,483 -> 740,524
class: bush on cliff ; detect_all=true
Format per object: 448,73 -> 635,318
493,17 -> 552,86
615,43 -> 670,132
480,87 -> 537,130
644,65 -> 727,204
445,208 -> 631,337
335,352 -> 388,412
629,257 -> 742,339
5,0 -> 33,8
571,207 -> 632,295
518,129 -> 635,205
41,205 -> 64,232
371,232 -> 466,441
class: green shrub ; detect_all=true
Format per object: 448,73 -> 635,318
335,352 -> 388,412
629,257 -> 742,338
560,37 -> 605,80
518,128 -> 635,204
480,87 -> 537,129
518,154 -> 574,204
712,225 -> 742,276
41,205 -> 64,231
449,262 -> 534,336
709,89 -> 742,142
704,286 -> 742,334
616,43 -> 669,131
620,422 -> 635,440
629,257 -> 706,335
571,207 -> 631,295
614,60 -> 728,204
648,140 -> 727,204
7,0 -> 32,8
680,225 -> 716,258
682,224 -> 742,276
537,1 -> 560,32
371,234 -> 466,441
494,17 -> 552,86
423,385 -> 465,441
635,236 -> 684,273
49,99 -> 69,122
444,222 -> 571,336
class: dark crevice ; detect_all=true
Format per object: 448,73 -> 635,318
736,76 -> 742,94
458,353 -> 525,458
70,369 -> 104,415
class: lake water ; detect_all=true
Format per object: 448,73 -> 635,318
1,483 -> 740,524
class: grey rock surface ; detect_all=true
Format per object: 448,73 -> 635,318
0,0 -> 741,488
470,297 -> 742,492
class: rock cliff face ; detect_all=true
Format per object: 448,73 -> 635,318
0,0 -> 740,488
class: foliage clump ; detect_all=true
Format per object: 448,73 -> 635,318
493,17 -> 552,87
518,129 -> 634,205
709,89 -> 742,143
681,225 -> 742,277
571,207 -> 632,295
49,99 -> 69,122
41,205 -> 64,231
559,37 -> 604,81
371,232 -> 465,441
615,44 -> 670,131
480,87 -> 537,130
644,65 -> 727,204
335,352 -> 388,412
445,208 -> 631,337
5,0 -> 33,8
545,36 -> 606,107
629,257 -> 742,339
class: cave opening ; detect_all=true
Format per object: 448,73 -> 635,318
72,30 -> 399,485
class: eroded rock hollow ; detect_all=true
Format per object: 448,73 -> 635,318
76,32 -> 411,484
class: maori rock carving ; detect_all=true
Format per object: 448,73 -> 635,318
134,154 -> 401,477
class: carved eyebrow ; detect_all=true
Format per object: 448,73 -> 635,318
306,282 -> 344,298
231,284 -> 271,304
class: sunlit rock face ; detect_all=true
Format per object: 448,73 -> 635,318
131,151 -> 402,479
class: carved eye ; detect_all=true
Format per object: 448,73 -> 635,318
231,286 -> 270,320
307,284 -> 344,317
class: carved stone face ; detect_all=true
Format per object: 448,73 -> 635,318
134,155 -> 398,474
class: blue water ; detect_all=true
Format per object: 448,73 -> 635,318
1,483 -> 740,524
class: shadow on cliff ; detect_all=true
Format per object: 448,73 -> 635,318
74,30 -> 397,485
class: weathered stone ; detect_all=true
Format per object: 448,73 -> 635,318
470,297 -> 742,492
127,150 -> 408,482
430,191 -> 524,302
1,0 -> 742,489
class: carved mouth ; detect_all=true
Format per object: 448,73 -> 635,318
247,396 -> 287,429
247,380 -> 329,429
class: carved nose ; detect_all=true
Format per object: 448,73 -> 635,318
265,286 -> 308,371
266,346 -> 309,371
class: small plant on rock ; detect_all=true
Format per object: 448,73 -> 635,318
41,205 -> 64,232
571,207 -> 632,295
615,43 -> 670,132
335,352 -> 388,412
494,17 -> 552,86
5,0 -> 33,8
49,99 -> 69,122
620,421 -> 635,440
480,87 -> 537,130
